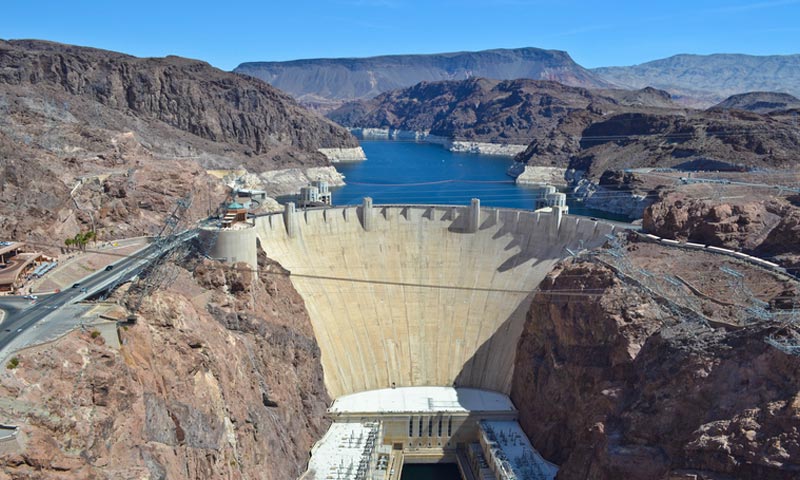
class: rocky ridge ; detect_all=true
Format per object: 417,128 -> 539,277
329,79 -> 667,146
712,91 -> 800,114
593,53 -> 800,107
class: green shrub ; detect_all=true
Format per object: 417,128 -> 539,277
91,330 -> 101,339
6,357 -> 19,369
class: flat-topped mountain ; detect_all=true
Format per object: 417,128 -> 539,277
712,91 -> 800,114
235,47 -> 611,111
593,53 -> 800,106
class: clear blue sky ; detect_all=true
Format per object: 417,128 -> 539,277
2,0 -> 798,71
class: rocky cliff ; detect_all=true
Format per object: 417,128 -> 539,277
236,47 -> 610,112
0,39 -> 362,247
0,251 -> 330,479
0,39 -> 358,164
594,53 -> 800,107
511,238 -> 800,479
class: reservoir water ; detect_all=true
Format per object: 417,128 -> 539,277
333,140 -> 534,209
332,140 -> 622,219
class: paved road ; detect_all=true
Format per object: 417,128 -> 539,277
0,296 -> 40,320
0,230 -> 196,356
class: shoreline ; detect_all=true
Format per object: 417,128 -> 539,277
350,127 -> 528,157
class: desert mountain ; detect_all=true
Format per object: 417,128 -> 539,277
329,76 -> 800,179
328,78 -> 678,144
712,91 -> 800,114
0,39 -> 358,244
235,47 -> 611,112
593,53 -> 800,106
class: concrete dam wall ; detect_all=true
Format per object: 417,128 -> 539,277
254,202 -> 616,398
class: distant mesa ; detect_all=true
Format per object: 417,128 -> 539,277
235,48 -> 800,110
234,47 -> 612,112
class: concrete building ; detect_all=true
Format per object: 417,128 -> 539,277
299,180 -> 332,208
303,387 -> 557,479
528,184 -> 568,214
221,202 -> 248,228
477,421 -> 558,479
0,242 -> 47,293
234,189 -> 267,209
200,202 -> 258,271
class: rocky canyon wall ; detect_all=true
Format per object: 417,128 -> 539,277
0,252 -> 330,479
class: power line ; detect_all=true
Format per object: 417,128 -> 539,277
14,238 -> 800,301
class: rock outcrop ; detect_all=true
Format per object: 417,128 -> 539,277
644,187 -> 800,272
0,251 -> 330,479
511,239 -> 800,479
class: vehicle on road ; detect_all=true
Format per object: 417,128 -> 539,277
105,265 -> 114,271
22,294 -> 38,300
80,287 -> 88,293
72,283 -> 81,288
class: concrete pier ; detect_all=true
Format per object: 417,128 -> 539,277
360,197 -> 374,231
284,202 -> 297,238
467,198 -> 480,233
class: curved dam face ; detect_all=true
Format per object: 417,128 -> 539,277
255,203 -> 616,398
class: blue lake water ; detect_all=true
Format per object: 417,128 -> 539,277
332,140 -> 534,209
331,140 -> 622,220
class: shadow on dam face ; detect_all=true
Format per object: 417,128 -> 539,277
255,204 -> 616,399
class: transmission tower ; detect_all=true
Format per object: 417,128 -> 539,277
596,234 -> 710,328
121,193 -> 194,320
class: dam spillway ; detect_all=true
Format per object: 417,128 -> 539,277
254,200 -> 617,399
